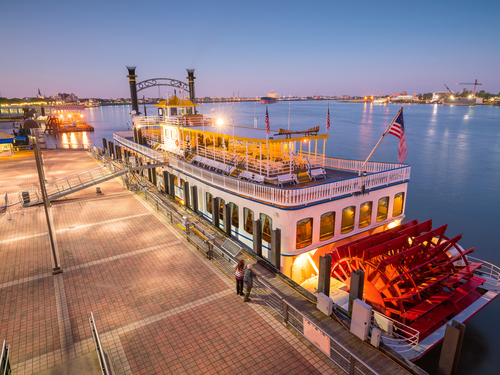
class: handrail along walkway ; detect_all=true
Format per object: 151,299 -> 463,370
93,151 -> 382,375
89,312 -> 112,375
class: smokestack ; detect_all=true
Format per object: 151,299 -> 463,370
126,66 -> 140,115
186,69 -> 196,108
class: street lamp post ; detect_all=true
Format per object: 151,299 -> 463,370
32,129 -> 62,274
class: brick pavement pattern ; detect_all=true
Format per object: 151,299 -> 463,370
0,151 -> 335,374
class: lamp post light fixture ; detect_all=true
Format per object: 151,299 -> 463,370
31,129 -> 62,274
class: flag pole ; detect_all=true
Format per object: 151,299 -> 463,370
358,105 -> 403,175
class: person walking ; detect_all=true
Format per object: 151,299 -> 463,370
235,260 -> 245,296
243,264 -> 256,302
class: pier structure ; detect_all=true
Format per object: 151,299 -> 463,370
0,148 -> 416,375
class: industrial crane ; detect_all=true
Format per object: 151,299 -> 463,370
444,84 -> 453,94
456,79 -> 482,96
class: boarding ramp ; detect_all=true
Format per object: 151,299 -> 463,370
21,161 -> 168,207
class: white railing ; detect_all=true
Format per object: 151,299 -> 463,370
134,115 -> 216,127
371,311 -> 420,353
466,256 -> 500,291
114,132 -> 167,162
168,157 -> 410,207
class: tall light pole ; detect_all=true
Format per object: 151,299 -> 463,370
32,129 -> 62,274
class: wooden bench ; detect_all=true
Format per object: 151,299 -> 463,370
310,167 -> 326,180
252,174 -> 265,184
277,173 -> 296,186
239,171 -> 253,180
401,291 -> 451,321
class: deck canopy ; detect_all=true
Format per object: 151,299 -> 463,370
157,121 -> 330,179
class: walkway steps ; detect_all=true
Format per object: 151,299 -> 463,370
297,171 -> 312,184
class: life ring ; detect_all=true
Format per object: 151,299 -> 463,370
175,139 -> 179,146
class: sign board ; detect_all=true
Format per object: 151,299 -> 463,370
221,238 -> 242,257
303,318 -> 330,356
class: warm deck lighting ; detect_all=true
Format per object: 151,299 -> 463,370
387,219 -> 402,229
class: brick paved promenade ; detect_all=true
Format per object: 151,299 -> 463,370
0,150 -> 335,374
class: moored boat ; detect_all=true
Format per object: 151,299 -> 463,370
260,91 -> 278,104
114,92 -> 500,362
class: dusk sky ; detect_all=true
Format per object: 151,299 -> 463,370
1,0 -> 499,99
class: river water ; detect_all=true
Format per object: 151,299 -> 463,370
45,101 -> 500,374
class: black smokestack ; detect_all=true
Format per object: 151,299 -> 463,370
127,66 -> 140,115
186,68 -> 196,106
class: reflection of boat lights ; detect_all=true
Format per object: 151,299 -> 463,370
82,132 -> 89,145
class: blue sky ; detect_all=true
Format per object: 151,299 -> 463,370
1,0 -> 499,98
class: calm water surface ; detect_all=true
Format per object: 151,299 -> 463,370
47,102 -> 500,374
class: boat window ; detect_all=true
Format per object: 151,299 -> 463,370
180,179 -> 184,189
231,203 -> 239,227
260,214 -> 272,243
187,107 -> 193,115
174,176 -> 178,186
359,201 -> 372,228
219,198 -> 225,222
296,218 -> 313,249
341,206 -> 356,234
206,192 -> 213,214
320,212 -> 335,241
170,108 -> 177,116
393,192 -> 404,217
244,208 -> 254,235
158,108 -> 163,116
377,197 -> 389,222
1,109 -> 8,114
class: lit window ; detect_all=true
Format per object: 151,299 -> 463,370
231,203 -> 239,227
393,192 -> 404,217
180,179 -> 184,189
359,201 -> 372,228
296,218 -> 313,249
219,198 -> 225,222
244,208 -> 254,234
260,213 -> 272,243
174,176 -> 178,186
377,197 -> 389,222
206,192 -> 213,214
341,206 -> 356,234
320,212 -> 335,241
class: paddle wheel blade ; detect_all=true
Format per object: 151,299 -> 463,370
329,219 -> 488,340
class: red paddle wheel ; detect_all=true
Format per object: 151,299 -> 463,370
329,219 -> 486,340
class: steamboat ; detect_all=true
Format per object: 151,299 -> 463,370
114,69 -> 500,362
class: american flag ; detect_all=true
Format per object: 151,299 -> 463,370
265,104 -> 270,134
326,102 -> 330,131
388,107 -> 407,162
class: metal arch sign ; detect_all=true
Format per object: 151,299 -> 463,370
136,78 -> 190,93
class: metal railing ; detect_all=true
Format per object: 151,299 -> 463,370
113,132 -> 167,162
168,157 -> 410,207
0,340 -> 11,375
89,153 -> 382,374
134,115 -> 216,128
371,311 -> 420,353
89,312 -> 112,375
467,256 -> 500,291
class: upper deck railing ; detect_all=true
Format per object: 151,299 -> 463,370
133,115 -> 215,127
169,157 -> 410,207
114,131 -> 410,207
